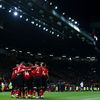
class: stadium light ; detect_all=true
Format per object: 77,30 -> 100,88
49,54 -> 53,57
8,9 -> 12,13
0,4 -> 2,8
13,11 -> 18,16
37,53 -> 42,56
31,21 -> 34,24
57,34 -> 59,37
19,50 -> 22,53
50,2 -> 53,5
69,57 -> 72,60
25,18 -> 29,21
20,15 -> 23,18
27,52 -> 30,54
62,12 -> 66,15
14,7 -> 18,10
55,6 -> 58,9
94,35 -> 98,41
5,47 -> 9,50
71,19 -> 74,22
68,17 -> 71,20
62,55 -> 66,58
30,54 -> 33,56
43,27 -> 46,30
52,31 -> 54,34
39,25 -> 41,28
46,28 -> 48,31
36,23 -> 38,26
11,49 -> 16,52
75,21 -> 78,24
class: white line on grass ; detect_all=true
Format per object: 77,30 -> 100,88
84,97 -> 100,100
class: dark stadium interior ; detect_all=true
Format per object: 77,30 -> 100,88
0,0 -> 100,85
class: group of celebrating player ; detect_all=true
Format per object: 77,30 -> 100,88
11,61 -> 48,99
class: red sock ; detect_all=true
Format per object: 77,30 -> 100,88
29,90 -> 32,95
40,89 -> 44,96
16,89 -> 20,96
14,90 -> 16,94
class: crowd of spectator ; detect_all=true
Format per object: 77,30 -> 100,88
1,75 -> 100,93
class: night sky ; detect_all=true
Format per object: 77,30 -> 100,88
52,0 -> 100,23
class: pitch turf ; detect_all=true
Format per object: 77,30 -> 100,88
0,92 -> 100,100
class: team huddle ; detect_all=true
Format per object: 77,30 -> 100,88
11,61 -> 48,99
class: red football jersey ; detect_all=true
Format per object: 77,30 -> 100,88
31,69 -> 36,77
13,64 -> 26,75
23,71 -> 31,79
33,66 -> 42,77
42,67 -> 48,78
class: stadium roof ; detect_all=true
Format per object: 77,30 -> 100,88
0,0 -> 100,57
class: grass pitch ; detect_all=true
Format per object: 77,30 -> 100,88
0,91 -> 100,100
